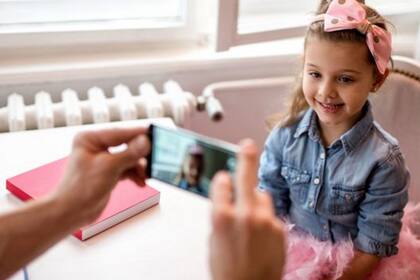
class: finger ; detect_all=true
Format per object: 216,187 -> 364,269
109,135 -> 151,173
126,171 -> 146,187
137,158 -> 148,179
256,190 -> 275,216
235,139 -> 260,208
74,126 -> 149,152
210,171 -> 234,210
126,159 -> 148,186
272,218 -> 286,240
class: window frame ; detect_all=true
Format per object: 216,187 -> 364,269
216,0 -> 420,52
216,0 -> 307,51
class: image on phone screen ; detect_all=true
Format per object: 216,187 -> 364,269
148,125 -> 238,198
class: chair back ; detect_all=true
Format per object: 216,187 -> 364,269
371,56 -> 420,202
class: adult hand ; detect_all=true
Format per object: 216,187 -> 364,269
0,126 -> 151,279
209,139 -> 286,280
52,127 -> 151,228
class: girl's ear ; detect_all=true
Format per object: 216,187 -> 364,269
371,68 -> 390,92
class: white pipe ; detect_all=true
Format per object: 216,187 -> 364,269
201,86 -> 224,121
62,89 -> 82,126
88,87 -> 110,123
163,80 -> 191,125
7,93 -> 26,132
0,81 -> 197,132
206,96 -> 224,121
35,91 -> 54,129
138,83 -> 164,118
114,84 -> 137,121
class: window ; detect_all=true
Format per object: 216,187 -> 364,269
0,0 -> 185,28
0,0 -> 201,48
0,0 -> 184,26
0,0 -> 418,56
238,0 -> 318,34
216,0 -> 420,52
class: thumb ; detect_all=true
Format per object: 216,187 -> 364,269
109,135 -> 151,173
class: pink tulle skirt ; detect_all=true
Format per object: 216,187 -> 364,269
283,203 -> 420,280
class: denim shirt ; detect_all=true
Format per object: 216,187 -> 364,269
258,102 -> 409,257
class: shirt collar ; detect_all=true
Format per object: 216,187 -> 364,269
339,102 -> 373,155
294,108 -> 320,142
294,102 -> 374,154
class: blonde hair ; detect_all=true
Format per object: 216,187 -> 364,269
268,0 -> 391,129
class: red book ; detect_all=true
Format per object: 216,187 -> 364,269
6,157 -> 160,241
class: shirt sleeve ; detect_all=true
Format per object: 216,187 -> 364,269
258,128 -> 290,217
354,147 -> 410,257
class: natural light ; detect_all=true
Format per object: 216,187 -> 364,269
0,0 -> 186,32
238,0 -> 420,34
0,0 -> 184,24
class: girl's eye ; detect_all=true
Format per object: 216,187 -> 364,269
308,72 -> 321,79
338,76 -> 354,83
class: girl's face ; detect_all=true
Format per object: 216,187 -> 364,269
302,37 -> 382,134
183,155 -> 203,185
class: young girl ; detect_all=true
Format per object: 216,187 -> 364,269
258,0 -> 417,279
176,144 -> 207,195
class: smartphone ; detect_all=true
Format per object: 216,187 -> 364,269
147,124 -> 238,198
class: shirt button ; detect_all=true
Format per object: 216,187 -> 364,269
320,153 -> 326,159
314,178 -> 320,185
309,200 -> 314,208
323,224 -> 328,230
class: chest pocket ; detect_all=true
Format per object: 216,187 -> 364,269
281,166 -> 311,203
330,185 -> 366,215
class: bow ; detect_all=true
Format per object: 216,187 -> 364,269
317,0 -> 392,74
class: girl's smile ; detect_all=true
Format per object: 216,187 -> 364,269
316,100 -> 345,114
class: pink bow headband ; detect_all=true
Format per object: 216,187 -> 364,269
311,0 -> 392,74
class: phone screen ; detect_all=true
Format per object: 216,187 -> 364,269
147,124 -> 238,198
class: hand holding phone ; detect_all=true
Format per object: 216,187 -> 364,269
147,124 -> 238,197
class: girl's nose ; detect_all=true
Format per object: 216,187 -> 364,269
317,80 -> 338,99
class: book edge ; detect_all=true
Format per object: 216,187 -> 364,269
6,180 -> 33,201
6,176 -> 160,242
79,192 -> 161,241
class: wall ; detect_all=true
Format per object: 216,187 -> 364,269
0,47 -> 301,141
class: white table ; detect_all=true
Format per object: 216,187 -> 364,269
0,118 -> 211,280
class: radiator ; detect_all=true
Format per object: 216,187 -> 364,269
0,80 -> 197,132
